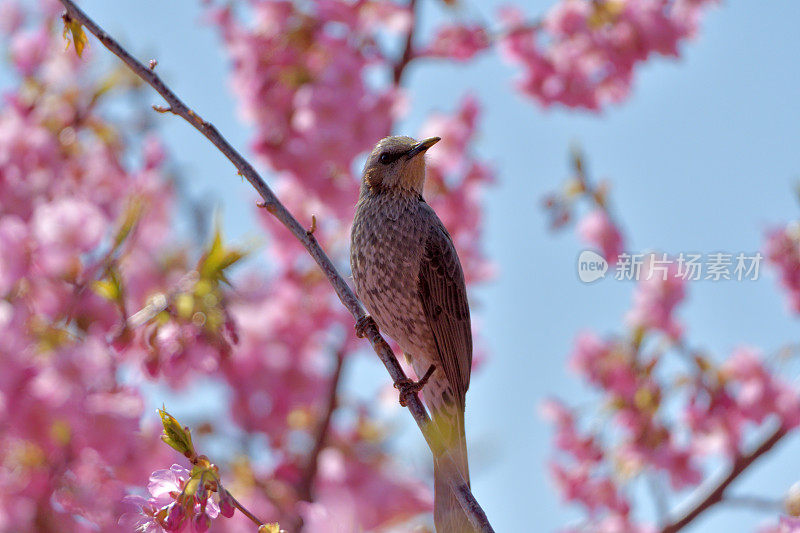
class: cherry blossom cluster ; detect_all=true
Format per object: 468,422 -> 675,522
765,223 -> 800,313
338,0 -> 719,112
0,2 -> 435,530
498,0 -> 718,109
0,3 -> 182,528
211,0 -> 408,221
121,463 -> 228,533
120,410 -> 276,532
543,161 -> 800,531
548,267 -> 800,529
421,23 -> 490,62
1,0 -> 736,530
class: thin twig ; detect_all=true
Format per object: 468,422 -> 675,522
57,1 -> 493,531
306,214 -> 316,236
660,423 -> 788,533
228,491 -> 267,527
570,145 -> 621,227
721,495 -> 783,512
392,0 -> 417,85
298,349 -> 345,500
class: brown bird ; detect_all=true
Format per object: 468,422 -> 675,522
350,135 -> 474,533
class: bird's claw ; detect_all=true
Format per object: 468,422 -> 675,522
355,315 -> 378,339
394,365 -> 436,407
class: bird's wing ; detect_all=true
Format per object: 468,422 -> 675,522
417,209 -> 472,408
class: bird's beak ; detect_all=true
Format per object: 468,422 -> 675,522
406,136 -> 441,159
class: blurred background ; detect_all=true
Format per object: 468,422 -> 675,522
3,1 -> 800,531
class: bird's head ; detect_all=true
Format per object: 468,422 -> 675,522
361,135 -> 440,194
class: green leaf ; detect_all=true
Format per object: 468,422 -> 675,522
198,223 -> 245,281
92,279 -> 119,301
62,17 -> 88,57
158,408 -> 196,458
112,197 -> 144,249
92,267 -> 125,304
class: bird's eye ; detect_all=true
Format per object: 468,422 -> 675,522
379,152 -> 392,165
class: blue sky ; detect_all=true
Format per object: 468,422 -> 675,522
37,1 -> 800,531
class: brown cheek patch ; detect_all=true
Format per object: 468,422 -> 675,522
364,167 -> 382,189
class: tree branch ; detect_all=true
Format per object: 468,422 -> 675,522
660,423 -> 788,533
392,0 -> 418,85
228,490 -> 268,528
288,348 -> 346,531
57,1 -> 493,531
299,349 -> 345,502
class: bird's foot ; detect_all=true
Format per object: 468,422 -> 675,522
355,315 -> 378,339
394,365 -> 436,407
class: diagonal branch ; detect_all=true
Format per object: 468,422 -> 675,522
660,423 -> 788,533
287,347 -> 346,532
56,1 -> 493,531
393,0 -> 418,85
298,348 -> 345,503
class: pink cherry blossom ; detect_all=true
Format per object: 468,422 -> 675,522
722,347 -> 800,429
541,398 -> 604,465
212,0 -> 403,220
123,464 -> 222,533
760,516 -> 800,533
9,27 -> 49,76
423,23 -> 490,61
147,465 -> 190,500
0,4 -> 183,529
765,224 -> 800,313
569,333 -> 641,400
684,378 -> 745,457
0,1 -> 24,35
4,1 -> 782,532
299,445 -> 432,531
550,462 -> 630,516
578,209 -> 624,265
32,198 -> 107,277
0,215 -> 29,295
626,254 -> 685,339
498,0 -> 717,110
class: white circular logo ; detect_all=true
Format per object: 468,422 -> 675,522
577,250 -> 608,283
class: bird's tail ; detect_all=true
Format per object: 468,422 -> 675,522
433,416 -> 474,533
423,380 -> 475,533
